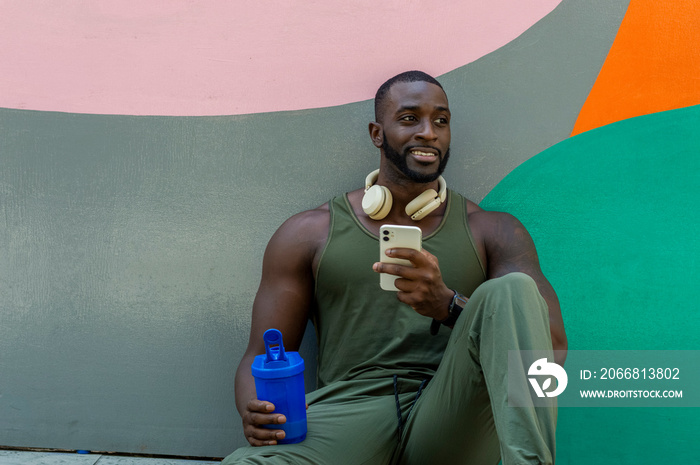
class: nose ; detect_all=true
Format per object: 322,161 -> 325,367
416,119 -> 437,141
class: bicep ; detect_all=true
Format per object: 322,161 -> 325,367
245,219 -> 319,357
484,213 -> 548,285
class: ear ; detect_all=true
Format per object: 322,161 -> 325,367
368,122 -> 383,148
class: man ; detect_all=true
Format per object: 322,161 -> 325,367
224,71 -> 567,464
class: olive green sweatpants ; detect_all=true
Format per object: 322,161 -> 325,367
224,272 -> 557,464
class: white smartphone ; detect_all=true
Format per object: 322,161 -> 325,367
379,224 -> 422,291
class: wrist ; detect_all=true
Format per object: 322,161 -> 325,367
430,289 -> 468,335
436,288 -> 456,322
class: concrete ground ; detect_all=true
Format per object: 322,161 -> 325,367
0,451 -> 219,465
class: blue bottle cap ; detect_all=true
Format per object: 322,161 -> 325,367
263,329 -> 288,368
251,328 -> 305,378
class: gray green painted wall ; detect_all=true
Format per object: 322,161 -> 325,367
0,0 -> 635,458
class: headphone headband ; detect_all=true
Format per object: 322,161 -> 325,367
364,169 -> 381,191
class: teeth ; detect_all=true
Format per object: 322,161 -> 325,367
411,150 -> 435,157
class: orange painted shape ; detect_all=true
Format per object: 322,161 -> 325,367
571,0 -> 700,136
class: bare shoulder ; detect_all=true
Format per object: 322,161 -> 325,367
274,203 -> 330,241
468,207 -> 526,240
466,205 -> 537,278
463,199 -> 524,242
265,202 -> 331,269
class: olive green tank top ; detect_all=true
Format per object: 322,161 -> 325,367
312,190 -> 487,389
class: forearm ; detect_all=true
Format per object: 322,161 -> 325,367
550,322 -> 567,365
234,354 -> 258,418
532,278 -> 567,363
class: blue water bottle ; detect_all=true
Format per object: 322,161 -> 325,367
251,328 -> 307,444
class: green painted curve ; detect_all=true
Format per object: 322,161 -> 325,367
480,104 -> 700,463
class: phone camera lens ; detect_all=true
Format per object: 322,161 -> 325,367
383,230 -> 389,235
383,236 -> 389,242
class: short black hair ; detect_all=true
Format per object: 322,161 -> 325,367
374,70 -> 445,121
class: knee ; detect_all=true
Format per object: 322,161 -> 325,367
497,271 -> 535,285
498,272 -> 539,294
474,272 -> 538,299
470,272 -> 547,320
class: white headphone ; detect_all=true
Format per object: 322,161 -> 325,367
361,169 -> 447,221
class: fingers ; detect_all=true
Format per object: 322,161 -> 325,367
374,254 -> 437,283
243,400 -> 287,446
374,248 -> 436,274
384,247 -> 428,264
246,400 -> 287,426
248,410 -> 287,427
247,399 -> 276,413
373,261 -> 417,279
244,425 -> 286,447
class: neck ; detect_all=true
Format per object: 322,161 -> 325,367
375,181 -> 445,228
377,167 -> 441,213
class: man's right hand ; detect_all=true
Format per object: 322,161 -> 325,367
242,399 -> 287,446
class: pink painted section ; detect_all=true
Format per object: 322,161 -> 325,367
0,0 -> 561,116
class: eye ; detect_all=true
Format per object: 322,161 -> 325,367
399,114 -> 417,122
434,116 -> 449,125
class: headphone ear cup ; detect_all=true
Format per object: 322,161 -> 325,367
362,185 -> 393,220
405,189 -> 438,218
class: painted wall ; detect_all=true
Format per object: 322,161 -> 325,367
480,1 -> 700,462
1,0 -> 698,461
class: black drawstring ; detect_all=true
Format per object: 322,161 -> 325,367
393,375 -> 402,440
393,375 -> 429,442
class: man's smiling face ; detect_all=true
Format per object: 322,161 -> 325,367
378,80 -> 451,183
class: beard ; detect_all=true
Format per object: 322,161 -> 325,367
382,135 -> 450,183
